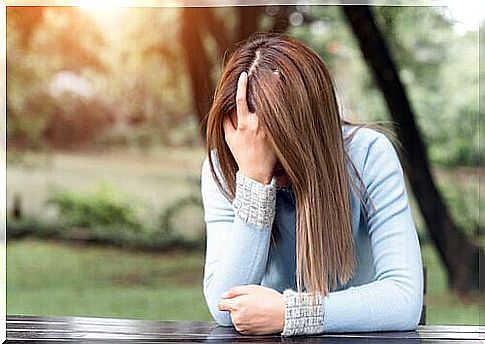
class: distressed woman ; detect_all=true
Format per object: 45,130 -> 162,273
200,32 -> 423,336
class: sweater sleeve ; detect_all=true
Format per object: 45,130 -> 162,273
281,133 -> 424,336
200,154 -> 277,326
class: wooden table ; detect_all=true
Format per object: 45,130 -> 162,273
6,314 -> 483,343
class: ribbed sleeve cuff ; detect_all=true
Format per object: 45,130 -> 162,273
232,170 -> 277,229
281,289 -> 325,337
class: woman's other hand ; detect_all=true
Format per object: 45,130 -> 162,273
223,71 -> 277,185
218,285 -> 285,335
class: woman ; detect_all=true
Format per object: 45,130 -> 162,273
200,32 -> 423,337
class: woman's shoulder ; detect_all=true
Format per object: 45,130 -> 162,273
342,124 -> 400,176
343,124 -> 392,148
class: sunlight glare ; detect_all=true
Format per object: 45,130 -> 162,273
74,0 -> 136,8
75,0 -> 135,20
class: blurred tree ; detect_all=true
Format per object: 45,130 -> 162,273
97,8 -> 192,146
179,5 -> 307,136
179,7 -> 262,135
343,5 -> 482,294
7,7 -> 109,149
179,7 -> 216,136
373,7 -> 480,167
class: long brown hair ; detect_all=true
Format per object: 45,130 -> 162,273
203,32 -> 395,298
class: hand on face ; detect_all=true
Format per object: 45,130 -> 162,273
223,71 -> 278,185
218,285 -> 285,335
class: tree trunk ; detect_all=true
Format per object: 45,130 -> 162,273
237,6 -> 265,42
179,7 -> 215,137
342,5 -> 483,294
179,7 -> 265,137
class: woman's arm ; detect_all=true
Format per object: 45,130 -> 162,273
282,132 -> 424,336
202,71 -> 280,326
201,155 -> 277,326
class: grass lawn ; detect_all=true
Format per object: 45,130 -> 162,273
420,244 -> 481,325
7,238 -> 211,321
7,238 -> 481,325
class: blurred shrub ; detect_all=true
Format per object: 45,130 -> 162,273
7,216 -> 203,250
47,182 -> 144,232
7,217 -> 62,240
7,182 -> 205,250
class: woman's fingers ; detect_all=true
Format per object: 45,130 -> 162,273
225,71 -> 277,184
222,285 -> 258,299
218,297 -> 237,311
236,71 -> 250,129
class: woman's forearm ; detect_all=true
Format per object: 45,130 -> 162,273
281,275 -> 422,336
202,167 -> 277,325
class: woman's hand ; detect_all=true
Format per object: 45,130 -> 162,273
223,71 -> 277,185
218,285 -> 285,335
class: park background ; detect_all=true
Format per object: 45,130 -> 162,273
6,3 -> 483,325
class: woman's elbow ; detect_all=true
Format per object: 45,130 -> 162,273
381,299 -> 421,332
408,278 -> 424,330
405,297 -> 423,330
380,280 -> 422,331
210,308 -> 233,327
203,286 -> 233,326
395,305 -> 421,331
396,289 -> 423,331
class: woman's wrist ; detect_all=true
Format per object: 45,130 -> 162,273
239,169 -> 274,185
281,289 -> 325,337
232,170 -> 277,229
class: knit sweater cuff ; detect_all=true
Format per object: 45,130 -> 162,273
281,289 -> 325,337
232,170 -> 277,229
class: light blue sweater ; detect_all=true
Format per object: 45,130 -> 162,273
200,125 -> 424,333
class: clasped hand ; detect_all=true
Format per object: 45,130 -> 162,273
218,284 -> 285,335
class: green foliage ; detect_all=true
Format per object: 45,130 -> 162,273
8,180 -> 205,250
7,217 -> 63,239
289,7 -> 479,166
7,215 -> 203,251
289,6 -> 351,69
438,180 -> 482,239
372,7 -> 480,166
47,182 -> 144,232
